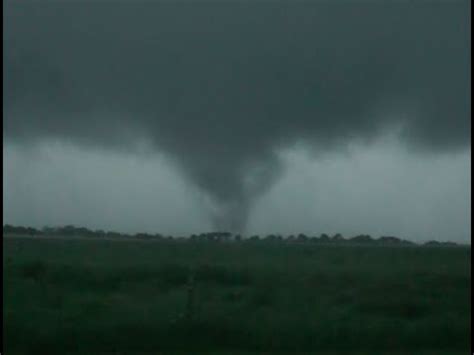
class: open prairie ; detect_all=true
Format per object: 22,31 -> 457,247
3,235 -> 470,354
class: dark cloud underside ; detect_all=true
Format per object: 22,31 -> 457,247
3,1 -> 470,230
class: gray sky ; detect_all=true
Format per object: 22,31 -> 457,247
3,0 -> 470,241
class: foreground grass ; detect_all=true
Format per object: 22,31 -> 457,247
3,236 -> 471,354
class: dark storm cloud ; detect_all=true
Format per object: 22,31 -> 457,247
3,1 -> 470,231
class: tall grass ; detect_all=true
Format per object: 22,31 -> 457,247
3,236 -> 470,354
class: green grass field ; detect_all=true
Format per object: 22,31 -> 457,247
3,236 -> 471,354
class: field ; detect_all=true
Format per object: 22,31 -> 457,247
3,235 -> 471,354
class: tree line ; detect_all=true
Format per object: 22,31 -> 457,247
2,224 -> 462,247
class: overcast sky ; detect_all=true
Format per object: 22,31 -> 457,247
3,1 -> 470,242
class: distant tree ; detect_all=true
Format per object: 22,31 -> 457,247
319,233 -> 330,242
4,225 -> 41,236
75,227 -> 93,237
42,226 -> 57,235
94,230 -> 106,237
332,233 -> 344,242
234,234 -> 242,242
135,232 -> 153,239
221,232 -> 232,241
206,233 -> 219,242
106,231 -> 123,238
350,234 -> 373,243
5,225 -> 21,234
378,236 -> 401,245
297,233 -> 308,242
440,241 -> 458,247
424,240 -> 441,247
60,225 -> 77,236
26,227 -> 39,236
264,234 -> 277,242
3,224 -> 15,234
